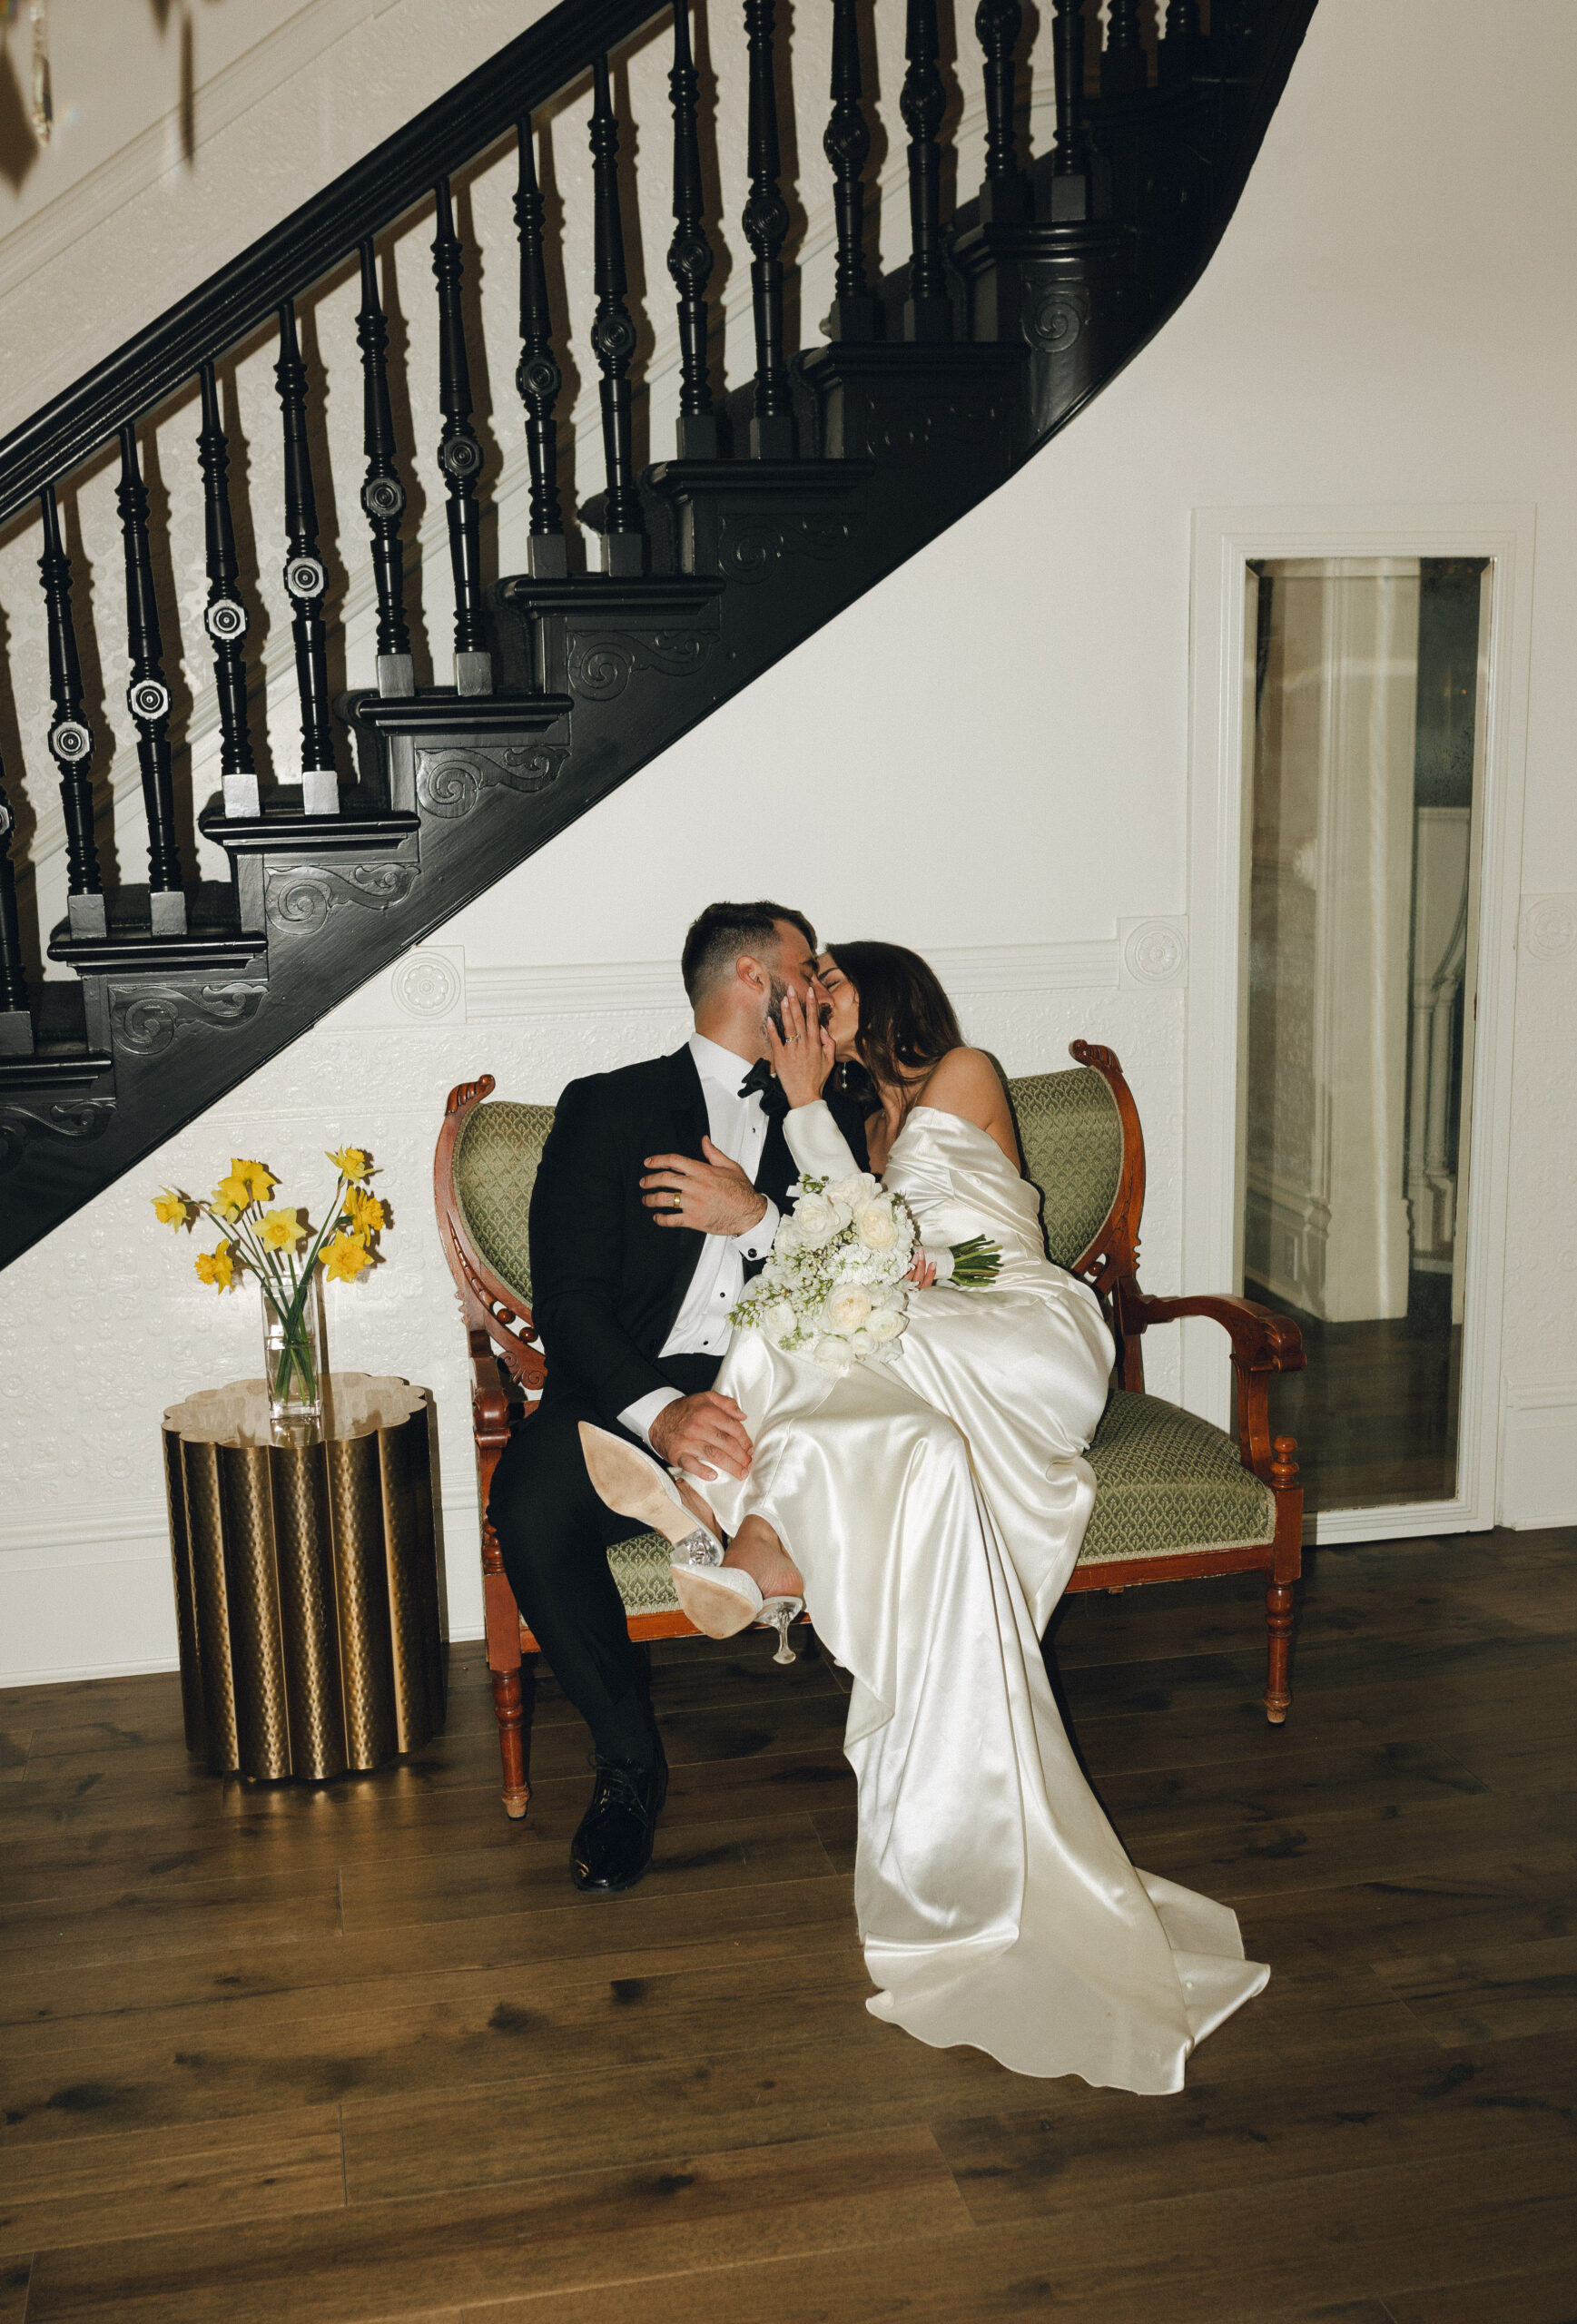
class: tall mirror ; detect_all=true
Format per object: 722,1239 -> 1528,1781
1240,556 -> 1490,1513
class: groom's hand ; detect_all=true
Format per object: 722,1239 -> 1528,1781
649,1391 -> 753,1481
641,1139 -> 768,1236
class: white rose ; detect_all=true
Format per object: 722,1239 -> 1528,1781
867,1304 -> 905,1343
763,1298 -> 799,1344
811,1334 -> 853,1372
847,1326 -> 877,1357
821,1283 -> 873,1334
793,1192 -> 844,1249
827,1173 -> 873,1210
774,1217 -> 802,1257
853,1197 -> 901,1251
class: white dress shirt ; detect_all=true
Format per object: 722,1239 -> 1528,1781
616,1030 -> 781,1448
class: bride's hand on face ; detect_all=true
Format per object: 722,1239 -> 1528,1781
767,983 -> 835,1108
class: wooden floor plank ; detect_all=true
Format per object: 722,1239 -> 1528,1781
450,2140 -> 1577,2324
0,2103 -> 345,2256
1371,1933 -> 1577,2044
1382,2259 -> 1577,2321
21,2127 -> 969,2324
0,2259 -> 32,2324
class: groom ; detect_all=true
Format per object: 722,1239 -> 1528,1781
488,901 -> 869,1896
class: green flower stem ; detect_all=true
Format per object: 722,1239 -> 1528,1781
949,1235 -> 1002,1289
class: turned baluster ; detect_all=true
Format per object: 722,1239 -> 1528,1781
197,363 -> 260,819
1101,0 -> 1148,97
588,56 -> 645,567
0,744 -> 30,1054
1159,0 -> 1201,90
743,0 -> 794,457
824,0 -> 879,340
37,484 -> 104,936
514,118 -> 567,576
357,241 -> 414,698
1050,0 -> 1093,220
432,180 -> 491,691
668,2 -> 718,457
274,301 -> 340,814
116,423 -> 186,934
901,0 -> 951,341
976,0 -> 1028,224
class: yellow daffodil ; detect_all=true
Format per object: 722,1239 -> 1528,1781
343,1184 -> 386,1240
233,1157 -> 277,1204
210,1171 -> 253,1221
152,1188 -> 191,1231
195,1241 -> 238,1291
327,1146 -> 373,1183
259,1207 -> 304,1252
320,1232 -> 372,1285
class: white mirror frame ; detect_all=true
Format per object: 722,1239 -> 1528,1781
1183,504 -> 1535,1542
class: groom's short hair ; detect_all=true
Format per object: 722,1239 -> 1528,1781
682,901 -> 816,1002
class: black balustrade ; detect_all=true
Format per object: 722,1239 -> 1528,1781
275,300 -> 340,814
197,363 -> 260,819
825,0 -> 879,340
1050,0 -> 1093,219
38,484 -> 103,936
432,180 -> 492,692
975,0 -> 1028,224
668,0 -> 719,457
357,241 -> 414,698
743,0 -> 794,455
1160,0 -> 1201,89
515,119 -> 567,576
1101,0 -> 1148,97
588,54 -> 645,568
0,745 -> 29,1053
901,0 -> 951,341
116,424 -> 186,933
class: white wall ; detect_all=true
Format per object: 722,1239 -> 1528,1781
1,0 -> 1573,1685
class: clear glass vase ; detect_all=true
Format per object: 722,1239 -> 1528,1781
261,1266 -> 328,1437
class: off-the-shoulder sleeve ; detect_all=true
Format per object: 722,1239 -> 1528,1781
784,1098 -> 862,1182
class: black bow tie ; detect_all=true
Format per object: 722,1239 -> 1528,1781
737,1059 -> 787,1113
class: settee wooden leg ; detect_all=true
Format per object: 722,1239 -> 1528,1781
492,1662 -> 531,1818
1265,1579 -> 1294,1724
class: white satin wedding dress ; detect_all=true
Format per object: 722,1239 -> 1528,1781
702,1098 -> 1268,2093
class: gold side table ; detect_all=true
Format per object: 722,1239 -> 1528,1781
162,1374 -> 445,1781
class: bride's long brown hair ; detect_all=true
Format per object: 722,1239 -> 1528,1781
827,940 -> 965,1126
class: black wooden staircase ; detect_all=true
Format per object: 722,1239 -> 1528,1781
0,0 -> 1315,1269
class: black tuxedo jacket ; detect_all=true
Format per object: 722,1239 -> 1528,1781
529,1044 -> 868,1426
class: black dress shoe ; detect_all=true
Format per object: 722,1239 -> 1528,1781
570,1748 -> 668,1894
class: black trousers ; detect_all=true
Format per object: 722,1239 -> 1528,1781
487,1354 -> 719,1764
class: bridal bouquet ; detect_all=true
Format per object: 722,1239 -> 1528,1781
730,1169 -> 915,1375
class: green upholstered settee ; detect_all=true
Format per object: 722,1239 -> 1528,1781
434,1044 -> 1306,1818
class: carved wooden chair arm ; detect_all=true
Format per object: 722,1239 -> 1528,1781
1119,1285 -> 1305,1374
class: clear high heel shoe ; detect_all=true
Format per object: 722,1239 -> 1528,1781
577,1423 -> 804,1664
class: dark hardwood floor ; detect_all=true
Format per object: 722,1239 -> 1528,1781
1,1529 -> 1573,2324
1246,1275 -> 1464,1514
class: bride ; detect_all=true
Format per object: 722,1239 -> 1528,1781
581,940 -> 1267,2093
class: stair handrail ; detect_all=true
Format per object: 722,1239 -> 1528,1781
0,0 -> 669,531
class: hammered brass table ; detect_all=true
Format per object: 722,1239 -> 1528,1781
162,1374 -> 445,1781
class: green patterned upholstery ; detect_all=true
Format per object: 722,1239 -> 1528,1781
608,1531 -> 684,1615
1079,1390 -> 1274,1564
1007,1068 -> 1123,1268
454,1100 -> 555,1305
